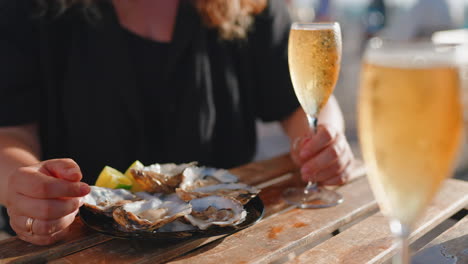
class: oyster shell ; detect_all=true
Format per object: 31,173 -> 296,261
82,186 -> 136,216
177,183 -> 259,204
175,168 -> 257,204
176,166 -> 259,204
113,198 -> 192,232
185,196 -> 247,230
179,167 -> 238,191
130,162 -> 197,193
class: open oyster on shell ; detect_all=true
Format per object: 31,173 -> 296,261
176,167 -> 260,204
113,198 -> 192,232
82,186 -> 136,216
185,196 -> 247,230
130,162 -> 197,194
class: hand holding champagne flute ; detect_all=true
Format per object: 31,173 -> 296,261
358,39 -> 463,263
283,22 -> 344,208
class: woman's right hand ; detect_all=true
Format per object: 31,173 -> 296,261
5,159 -> 91,245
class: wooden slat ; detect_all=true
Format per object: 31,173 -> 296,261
412,215 -> 468,264
230,153 -> 297,186
167,177 -> 378,264
286,179 -> 468,264
0,218 -> 112,264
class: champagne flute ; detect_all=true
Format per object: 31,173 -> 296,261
282,22 -> 344,208
358,39 -> 463,263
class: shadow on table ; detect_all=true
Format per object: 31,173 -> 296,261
412,235 -> 467,264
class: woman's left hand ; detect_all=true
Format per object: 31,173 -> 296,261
291,124 -> 354,186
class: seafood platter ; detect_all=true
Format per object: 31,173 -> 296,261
80,162 -> 264,240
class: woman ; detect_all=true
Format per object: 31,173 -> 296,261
0,0 -> 354,245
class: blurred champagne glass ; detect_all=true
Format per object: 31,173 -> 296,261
283,22 -> 344,208
358,39 -> 463,264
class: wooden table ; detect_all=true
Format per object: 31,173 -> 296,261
1,154 -> 467,264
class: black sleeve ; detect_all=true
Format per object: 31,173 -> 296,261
250,0 -> 299,122
0,0 -> 41,126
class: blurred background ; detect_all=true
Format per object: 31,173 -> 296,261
255,0 -> 468,173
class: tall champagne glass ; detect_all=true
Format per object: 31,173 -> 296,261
283,22 -> 344,208
358,39 -> 463,264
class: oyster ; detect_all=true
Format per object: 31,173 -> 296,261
82,186 -> 136,216
185,196 -> 247,230
176,167 -> 259,204
113,198 -> 192,232
179,167 -> 238,190
130,162 -> 197,193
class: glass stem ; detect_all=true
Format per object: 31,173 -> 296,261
304,114 -> 319,196
307,114 -> 318,133
390,220 -> 411,264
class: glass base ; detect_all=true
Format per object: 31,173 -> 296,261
283,186 -> 344,209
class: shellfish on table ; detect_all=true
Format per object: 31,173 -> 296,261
185,196 -> 247,230
82,186 -> 136,216
176,166 -> 260,204
113,198 -> 192,232
82,162 -> 261,233
130,162 -> 197,193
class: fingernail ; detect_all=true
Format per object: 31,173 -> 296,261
65,167 -> 81,181
48,225 -> 57,235
80,184 -> 90,195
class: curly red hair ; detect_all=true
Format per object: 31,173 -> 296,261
38,0 -> 267,40
193,0 -> 267,39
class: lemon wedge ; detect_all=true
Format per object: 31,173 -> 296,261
95,166 -> 133,190
124,160 -> 145,192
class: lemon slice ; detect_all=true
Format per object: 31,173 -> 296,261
124,160 -> 145,192
95,166 -> 133,190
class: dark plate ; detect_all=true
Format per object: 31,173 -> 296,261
79,196 -> 264,241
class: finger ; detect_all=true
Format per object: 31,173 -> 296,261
9,192 -> 81,220
12,168 -> 90,198
305,156 -> 352,183
300,135 -> 346,177
321,169 -> 350,186
39,159 -> 82,182
9,209 -> 78,236
320,159 -> 353,186
290,137 -> 309,165
299,125 -> 338,160
16,226 -> 71,246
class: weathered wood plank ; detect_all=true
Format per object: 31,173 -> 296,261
412,215 -> 467,264
286,179 -> 468,264
0,218 -> 112,264
167,177 -> 378,264
230,153 -> 297,186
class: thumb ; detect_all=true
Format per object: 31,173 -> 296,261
38,158 -> 83,182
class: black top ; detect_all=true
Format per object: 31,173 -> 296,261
124,29 -> 172,162
0,0 -> 299,184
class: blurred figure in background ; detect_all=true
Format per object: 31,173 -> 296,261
382,0 -> 454,41
315,0 -> 331,22
361,0 -> 386,51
